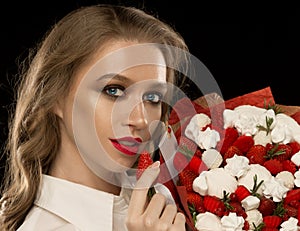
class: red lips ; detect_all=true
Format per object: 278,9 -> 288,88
110,137 -> 142,156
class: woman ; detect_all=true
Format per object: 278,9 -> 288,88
0,4 -> 190,231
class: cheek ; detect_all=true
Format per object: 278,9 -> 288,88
94,101 -> 113,133
146,105 -> 163,124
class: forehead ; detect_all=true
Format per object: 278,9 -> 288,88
77,41 -> 167,83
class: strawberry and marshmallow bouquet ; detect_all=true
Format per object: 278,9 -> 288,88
165,87 -> 300,231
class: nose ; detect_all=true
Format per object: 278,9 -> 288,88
127,102 -> 148,130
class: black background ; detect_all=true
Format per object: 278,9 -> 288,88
0,1 -> 299,182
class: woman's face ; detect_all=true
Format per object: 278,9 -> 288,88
58,41 -> 168,177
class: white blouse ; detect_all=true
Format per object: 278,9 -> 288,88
17,174 -> 130,231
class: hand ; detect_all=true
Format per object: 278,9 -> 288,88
126,161 -> 186,231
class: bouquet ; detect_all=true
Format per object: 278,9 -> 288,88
161,87 -> 300,231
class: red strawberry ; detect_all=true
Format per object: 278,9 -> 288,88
258,196 -> 276,216
203,195 -> 225,216
136,150 -> 153,180
234,185 -> 251,202
272,144 -> 293,161
288,141 -> 300,155
246,144 -> 267,165
263,159 -> 283,175
266,143 -> 274,152
289,200 -> 300,208
283,204 -> 298,218
282,160 -> 297,174
223,145 -> 243,164
265,143 -> 292,161
261,228 -> 279,231
178,168 -> 198,192
187,191 -> 204,213
263,215 -> 282,228
173,151 -> 189,172
284,188 -> 300,205
229,201 -> 247,218
217,127 -> 239,154
188,155 -> 208,175
243,220 -> 250,231
229,192 -> 239,202
232,135 -> 254,153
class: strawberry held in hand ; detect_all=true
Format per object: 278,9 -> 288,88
136,150 -> 157,200
136,150 -> 153,180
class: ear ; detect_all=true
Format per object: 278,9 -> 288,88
52,101 -> 64,119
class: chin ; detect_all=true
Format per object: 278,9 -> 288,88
113,158 -> 137,172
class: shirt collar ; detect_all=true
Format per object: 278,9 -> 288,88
35,174 -> 115,231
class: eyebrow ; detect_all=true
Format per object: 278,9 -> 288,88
97,73 -> 131,83
97,73 -> 167,89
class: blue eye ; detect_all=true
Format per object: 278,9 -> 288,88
143,92 -> 162,103
103,85 -> 124,97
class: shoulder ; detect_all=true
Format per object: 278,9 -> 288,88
17,205 -> 79,231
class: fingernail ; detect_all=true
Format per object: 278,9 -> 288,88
150,161 -> 160,169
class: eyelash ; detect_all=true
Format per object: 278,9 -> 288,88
143,92 -> 162,104
102,85 -> 163,104
103,84 -> 125,98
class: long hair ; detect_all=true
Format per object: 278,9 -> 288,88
0,4 -> 188,230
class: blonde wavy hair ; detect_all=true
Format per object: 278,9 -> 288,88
0,4 -> 188,230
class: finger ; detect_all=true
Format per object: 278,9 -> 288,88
127,161 -> 160,216
135,161 -> 160,190
159,204 -> 177,224
172,212 -> 186,228
143,193 -> 166,222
